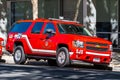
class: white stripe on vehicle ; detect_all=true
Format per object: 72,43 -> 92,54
69,52 -> 74,55
86,52 -> 110,56
22,35 -> 56,53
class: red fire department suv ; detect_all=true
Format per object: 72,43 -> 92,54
6,18 -> 112,67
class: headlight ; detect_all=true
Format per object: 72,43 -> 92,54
73,40 -> 84,48
110,45 -> 112,51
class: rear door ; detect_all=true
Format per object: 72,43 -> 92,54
27,22 -> 57,55
27,22 -> 45,52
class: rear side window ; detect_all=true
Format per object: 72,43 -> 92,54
31,22 -> 44,34
10,22 -> 32,33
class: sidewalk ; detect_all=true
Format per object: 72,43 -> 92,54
1,48 -> 14,64
109,52 -> 120,71
1,54 -> 14,64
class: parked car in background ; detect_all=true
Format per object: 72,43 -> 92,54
0,38 -> 3,59
6,18 -> 112,67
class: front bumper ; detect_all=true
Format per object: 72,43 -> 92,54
69,49 -> 112,64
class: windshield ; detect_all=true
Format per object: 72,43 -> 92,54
58,24 -> 92,36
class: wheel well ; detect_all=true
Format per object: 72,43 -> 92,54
14,41 -> 23,48
57,44 -> 69,50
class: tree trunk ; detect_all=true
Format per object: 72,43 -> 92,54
74,0 -> 81,21
31,0 -> 38,20
0,0 -> 7,45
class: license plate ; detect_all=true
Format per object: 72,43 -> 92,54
93,58 -> 100,62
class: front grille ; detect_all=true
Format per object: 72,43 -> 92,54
86,46 -> 108,52
86,42 -> 108,52
86,42 -> 108,46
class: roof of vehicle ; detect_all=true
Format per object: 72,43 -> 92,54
16,18 -> 83,26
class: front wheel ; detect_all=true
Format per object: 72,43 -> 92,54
56,47 -> 70,67
13,46 -> 26,64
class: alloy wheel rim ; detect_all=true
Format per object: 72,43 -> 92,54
15,50 -> 21,61
58,51 -> 66,64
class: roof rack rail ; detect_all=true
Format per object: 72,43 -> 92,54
48,18 -> 79,23
49,18 -> 63,20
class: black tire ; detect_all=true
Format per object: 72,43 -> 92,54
48,59 -> 57,66
56,47 -> 70,67
13,46 -> 26,64
94,64 -> 109,69
0,59 -> 6,63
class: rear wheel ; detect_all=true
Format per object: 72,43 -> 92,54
13,46 -> 27,64
56,47 -> 70,67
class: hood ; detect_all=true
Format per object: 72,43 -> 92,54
64,34 -> 112,44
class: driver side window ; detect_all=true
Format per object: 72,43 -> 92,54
44,23 -> 56,34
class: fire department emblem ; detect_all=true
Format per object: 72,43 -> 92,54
45,41 -> 48,46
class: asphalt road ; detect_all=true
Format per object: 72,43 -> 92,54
0,60 -> 120,80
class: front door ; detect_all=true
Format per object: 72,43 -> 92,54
41,22 -> 56,51
35,22 -> 57,56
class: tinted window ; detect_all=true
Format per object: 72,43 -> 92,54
31,22 -> 44,34
10,22 -> 32,33
44,23 -> 56,34
58,24 -> 65,33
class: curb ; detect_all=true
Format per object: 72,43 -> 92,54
1,54 -> 14,64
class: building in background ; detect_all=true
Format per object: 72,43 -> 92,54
0,0 -> 119,51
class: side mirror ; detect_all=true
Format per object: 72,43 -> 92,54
45,29 -> 56,39
45,29 -> 55,34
